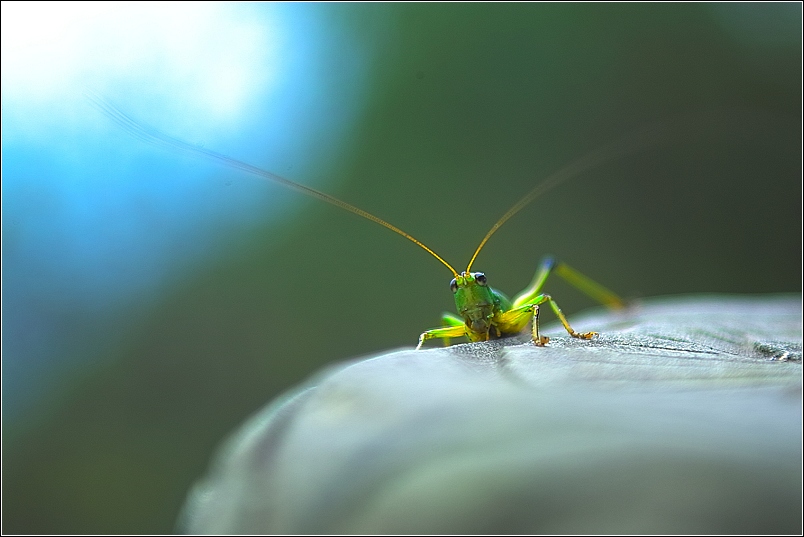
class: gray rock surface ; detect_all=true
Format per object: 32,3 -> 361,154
180,294 -> 802,534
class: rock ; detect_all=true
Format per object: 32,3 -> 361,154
179,294 -> 802,534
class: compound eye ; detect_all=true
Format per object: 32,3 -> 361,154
450,278 -> 458,293
475,272 -> 487,286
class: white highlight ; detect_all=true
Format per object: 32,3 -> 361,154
1,1 -> 280,124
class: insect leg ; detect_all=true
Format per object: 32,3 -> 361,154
497,304 -> 550,346
501,294 -> 597,345
438,313 -> 465,347
540,294 -> 597,340
554,261 -> 625,308
416,324 -> 467,350
441,313 -> 464,326
513,257 -> 624,309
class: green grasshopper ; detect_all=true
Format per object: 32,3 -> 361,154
89,93 -> 646,349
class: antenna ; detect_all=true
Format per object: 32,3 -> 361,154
465,124 -> 664,272
86,92 -> 460,278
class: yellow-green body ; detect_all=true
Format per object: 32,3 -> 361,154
416,259 -> 624,349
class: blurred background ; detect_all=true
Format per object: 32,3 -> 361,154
2,3 -> 800,533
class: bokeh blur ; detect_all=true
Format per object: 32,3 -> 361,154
2,3 -> 800,534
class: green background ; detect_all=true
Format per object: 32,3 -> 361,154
4,3 -> 801,533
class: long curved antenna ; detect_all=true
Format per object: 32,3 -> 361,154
465,124 -> 665,272
86,92 -> 459,278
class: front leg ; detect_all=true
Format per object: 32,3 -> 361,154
498,295 -> 597,345
496,303 -> 549,346
530,304 -> 551,346
416,324 -> 467,350
534,293 -> 598,341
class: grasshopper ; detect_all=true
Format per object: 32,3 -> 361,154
89,93 -> 647,349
